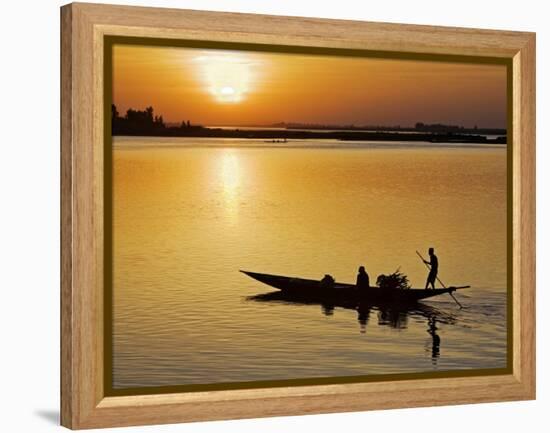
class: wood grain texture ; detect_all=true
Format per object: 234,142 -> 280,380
60,4 -> 73,429
60,2 -> 536,429
511,34 -> 536,396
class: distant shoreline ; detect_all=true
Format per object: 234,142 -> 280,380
112,127 -> 506,145
113,136 -> 507,151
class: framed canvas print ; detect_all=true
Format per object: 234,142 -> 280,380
60,3 -> 535,429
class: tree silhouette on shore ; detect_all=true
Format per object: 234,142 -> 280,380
111,104 -> 200,136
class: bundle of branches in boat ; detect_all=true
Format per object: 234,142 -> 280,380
376,268 -> 411,290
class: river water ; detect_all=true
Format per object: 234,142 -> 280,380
111,136 -> 508,389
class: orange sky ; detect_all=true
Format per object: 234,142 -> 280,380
112,44 -> 507,128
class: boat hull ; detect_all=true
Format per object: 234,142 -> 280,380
241,270 -> 465,305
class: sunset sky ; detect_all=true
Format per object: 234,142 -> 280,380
112,44 -> 507,128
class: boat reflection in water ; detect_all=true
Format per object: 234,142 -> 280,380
248,291 -> 457,365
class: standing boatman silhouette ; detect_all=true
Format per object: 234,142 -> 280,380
423,247 -> 439,290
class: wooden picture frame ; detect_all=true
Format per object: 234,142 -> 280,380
60,2 -> 535,429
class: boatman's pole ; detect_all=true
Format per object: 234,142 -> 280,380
416,250 -> 463,308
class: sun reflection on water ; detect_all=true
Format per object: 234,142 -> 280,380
219,150 -> 241,223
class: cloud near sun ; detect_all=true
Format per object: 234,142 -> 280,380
193,52 -> 263,103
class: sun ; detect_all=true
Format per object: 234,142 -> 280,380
214,85 -> 240,103
221,86 -> 235,96
194,52 -> 258,103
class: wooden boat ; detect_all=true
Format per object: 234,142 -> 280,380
240,270 -> 469,305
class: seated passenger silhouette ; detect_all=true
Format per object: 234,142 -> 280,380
321,274 -> 335,288
356,266 -> 370,290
